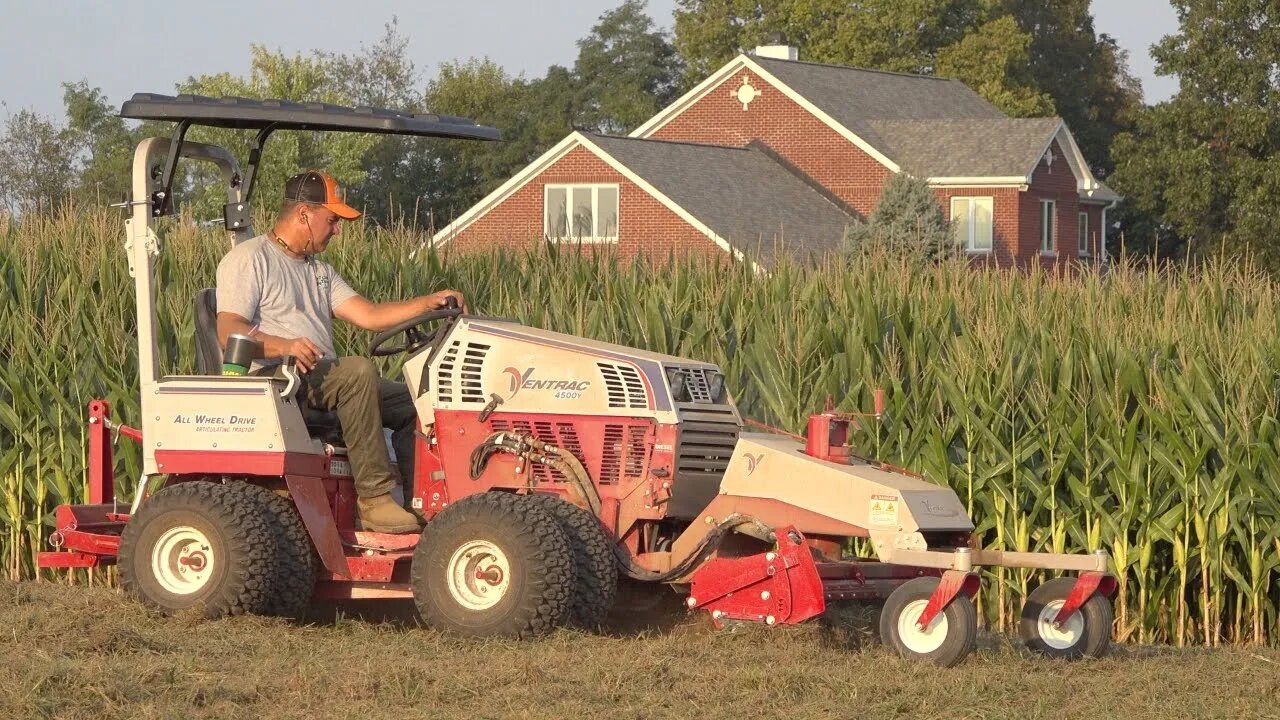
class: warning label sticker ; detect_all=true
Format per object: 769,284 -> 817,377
869,494 -> 899,526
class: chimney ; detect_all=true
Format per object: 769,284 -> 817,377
754,44 -> 798,61
754,33 -> 798,61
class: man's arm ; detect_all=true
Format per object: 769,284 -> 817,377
216,312 -> 324,372
334,289 -> 466,332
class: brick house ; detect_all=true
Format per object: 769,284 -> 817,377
431,46 -> 1121,268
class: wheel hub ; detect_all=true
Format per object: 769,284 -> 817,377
447,540 -> 511,610
897,599 -> 949,654
1037,600 -> 1084,649
152,525 -> 215,595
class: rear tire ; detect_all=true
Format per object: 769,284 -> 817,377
879,577 -> 977,667
1020,577 -> 1113,659
119,481 -> 277,618
227,482 -> 318,619
520,492 -> 618,629
412,492 -> 575,638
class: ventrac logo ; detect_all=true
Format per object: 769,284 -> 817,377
744,453 -> 764,476
503,366 -> 591,400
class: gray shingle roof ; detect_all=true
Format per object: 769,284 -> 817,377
750,56 -> 1065,180
868,118 -> 1064,178
586,134 -> 855,266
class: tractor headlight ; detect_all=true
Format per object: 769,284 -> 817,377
666,367 -> 690,402
707,371 -> 726,403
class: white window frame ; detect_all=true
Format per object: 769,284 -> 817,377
543,184 -> 620,244
1040,199 -> 1057,255
950,196 -> 994,253
1078,211 -> 1090,257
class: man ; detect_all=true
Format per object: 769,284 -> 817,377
216,170 -> 461,534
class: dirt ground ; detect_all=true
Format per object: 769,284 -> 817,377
2,579 -> 1278,720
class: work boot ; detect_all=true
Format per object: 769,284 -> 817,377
357,493 -> 421,534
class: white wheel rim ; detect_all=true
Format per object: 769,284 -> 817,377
446,540 -> 510,611
897,599 -> 949,655
1037,600 -> 1084,650
151,525 -> 215,596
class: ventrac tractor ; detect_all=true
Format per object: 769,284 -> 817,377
38,94 -> 1116,667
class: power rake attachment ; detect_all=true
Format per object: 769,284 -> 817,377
37,91 -> 1114,667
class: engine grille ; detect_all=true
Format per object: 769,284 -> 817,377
436,341 -> 489,404
488,418 -> 650,485
597,362 -> 648,409
668,404 -> 741,519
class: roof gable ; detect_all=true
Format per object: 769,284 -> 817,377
587,135 -> 855,266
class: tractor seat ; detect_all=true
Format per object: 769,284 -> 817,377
193,288 -> 343,444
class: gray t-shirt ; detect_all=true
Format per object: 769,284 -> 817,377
216,235 -> 359,360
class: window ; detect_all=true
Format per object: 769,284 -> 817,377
1040,199 -> 1056,254
950,196 -> 993,252
1078,212 -> 1089,256
544,184 -> 619,242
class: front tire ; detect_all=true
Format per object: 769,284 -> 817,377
118,481 -> 277,618
412,492 -> 575,638
879,577 -> 977,667
1020,577 -> 1113,659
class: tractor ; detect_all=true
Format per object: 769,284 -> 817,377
38,93 -> 1116,667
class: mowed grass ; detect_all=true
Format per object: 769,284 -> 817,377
2,579 -> 1277,720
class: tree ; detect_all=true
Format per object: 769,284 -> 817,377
61,81 -> 140,207
574,0 -> 683,134
1109,0 -> 1280,267
935,16 -> 1054,117
176,46 -> 377,220
0,108 -> 77,215
322,19 -> 432,226
998,0 -> 1142,174
846,172 -> 955,260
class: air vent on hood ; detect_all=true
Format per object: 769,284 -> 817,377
598,362 -> 648,409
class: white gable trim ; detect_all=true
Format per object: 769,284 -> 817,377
1024,124 -> 1119,201
430,133 -> 582,248
630,54 -> 902,173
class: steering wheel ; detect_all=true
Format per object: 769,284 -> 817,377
366,297 -> 463,357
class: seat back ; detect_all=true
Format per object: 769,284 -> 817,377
194,288 -> 221,375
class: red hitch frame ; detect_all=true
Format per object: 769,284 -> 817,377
687,525 -> 826,626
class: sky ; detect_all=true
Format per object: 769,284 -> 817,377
0,1 -> 1181,122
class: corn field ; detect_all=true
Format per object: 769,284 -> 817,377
2,207 -> 1279,647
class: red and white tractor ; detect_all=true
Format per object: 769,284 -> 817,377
38,94 -> 1115,666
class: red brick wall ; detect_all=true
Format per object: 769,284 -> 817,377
440,145 -> 724,263
647,68 -> 891,217
1021,140 -> 1099,270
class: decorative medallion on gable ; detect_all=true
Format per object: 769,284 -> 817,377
731,75 -> 761,111
1043,146 -> 1057,172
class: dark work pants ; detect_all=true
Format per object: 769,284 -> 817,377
303,357 -> 417,498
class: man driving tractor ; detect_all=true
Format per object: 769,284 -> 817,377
215,170 -> 463,534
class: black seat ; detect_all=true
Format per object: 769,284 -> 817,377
193,288 -> 344,444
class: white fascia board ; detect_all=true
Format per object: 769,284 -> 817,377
630,54 -> 901,173
927,176 -> 1029,186
575,135 -> 763,275
430,133 -> 584,248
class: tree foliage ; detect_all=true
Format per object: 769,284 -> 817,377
846,172 -> 956,260
0,108 -> 77,215
1109,0 -> 1280,267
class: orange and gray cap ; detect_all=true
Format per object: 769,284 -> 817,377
284,170 -> 361,220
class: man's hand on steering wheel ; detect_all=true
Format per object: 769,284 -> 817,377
367,294 -> 465,357
426,289 -> 467,314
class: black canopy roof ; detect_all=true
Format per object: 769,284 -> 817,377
120,93 -> 501,142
